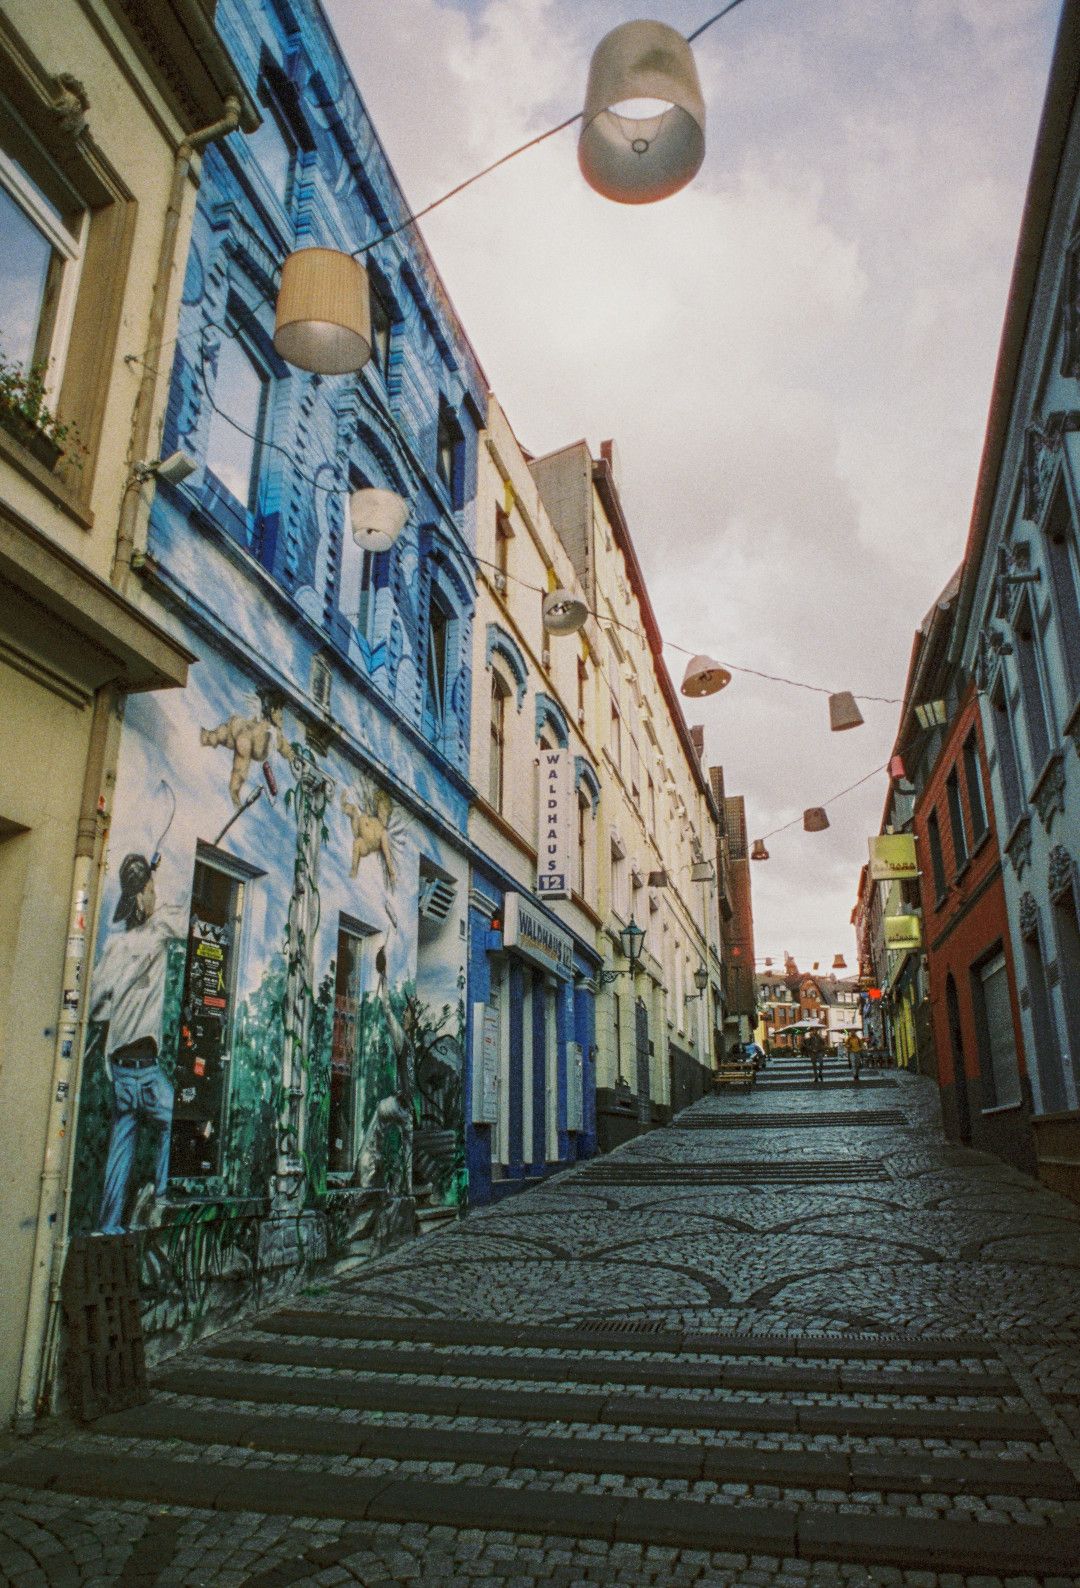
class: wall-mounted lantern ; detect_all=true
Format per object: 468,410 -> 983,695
274,247 -> 372,375
579,20 -> 706,205
828,691 -> 864,731
618,917 -> 645,969
349,487 -> 409,552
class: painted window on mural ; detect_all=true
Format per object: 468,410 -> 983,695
170,857 -> 245,1179
355,549 -> 381,638
205,334 -> 268,508
489,672 -> 510,810
0,132 -> 84,385
436,402 -> 463,507
423,595 -> 449,742
244,94 -> 296,209
327,921 -> 372,1174
370,276 -> 394,380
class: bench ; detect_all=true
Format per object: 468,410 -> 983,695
714,1062 -> 756,1090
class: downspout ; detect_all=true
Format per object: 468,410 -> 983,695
14,97 -> 242,1431
113,94 -> 242,593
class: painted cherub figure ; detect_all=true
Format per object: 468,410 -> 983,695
200,694 -> 288,807
342,783 -> 398,888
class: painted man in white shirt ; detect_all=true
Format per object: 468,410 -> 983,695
90,853 -> 188,1234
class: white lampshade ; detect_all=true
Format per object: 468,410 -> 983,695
542,589 -> 588,635
828,691 -> 864,732
803,808 -> 830,833
349,488 -> 409,553
579,20 -> 706,205
274,247 -> 372,375
681,654 -> 731,697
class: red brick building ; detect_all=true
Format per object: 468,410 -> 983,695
909,674 -> 1035,1175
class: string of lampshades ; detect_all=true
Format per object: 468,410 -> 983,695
135,3 -> 896,862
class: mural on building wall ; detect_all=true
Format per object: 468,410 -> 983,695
72,647 -> 468,1336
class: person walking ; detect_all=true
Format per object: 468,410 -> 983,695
806,1027 -> 825,1084
848,1029 -> 863,1085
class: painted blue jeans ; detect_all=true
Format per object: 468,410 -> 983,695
97,1063 -> 174,1234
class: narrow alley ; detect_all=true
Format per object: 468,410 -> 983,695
4,1072 -> 1080,1586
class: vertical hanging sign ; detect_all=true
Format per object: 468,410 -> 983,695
536,749 -> 572,899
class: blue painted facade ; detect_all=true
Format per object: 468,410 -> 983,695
71,0 -> 489,1347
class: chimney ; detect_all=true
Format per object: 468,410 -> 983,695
690,724 -> 705,762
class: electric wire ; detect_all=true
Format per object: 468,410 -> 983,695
759,762 -> 890,842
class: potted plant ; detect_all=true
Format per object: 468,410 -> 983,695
0,353 -> 84,471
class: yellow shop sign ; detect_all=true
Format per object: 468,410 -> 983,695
869,834 -> 918,882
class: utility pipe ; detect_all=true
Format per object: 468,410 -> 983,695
113,94 -> 242,592
15,96 -> 243,1430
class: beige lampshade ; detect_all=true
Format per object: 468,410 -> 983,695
542,589 -> 589,635
828,691 -> 864,732
690,858 -> 714,883
578,20 -> 706,205
803,808 -> 830,833
751,840 -> 769,860
681,654 -> 731,697
274,248 -> 372,375
350,487 -> 409,553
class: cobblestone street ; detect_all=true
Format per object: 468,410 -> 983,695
5,1073 -> 1080,1586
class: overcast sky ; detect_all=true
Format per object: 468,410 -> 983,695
325,0 -> 1061,971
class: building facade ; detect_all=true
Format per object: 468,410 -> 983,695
0,0 -> 252,1427
949,0 -> 1080,1198
65,0 -> 485,1363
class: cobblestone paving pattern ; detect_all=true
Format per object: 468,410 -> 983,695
5,1074 -> 1080,1585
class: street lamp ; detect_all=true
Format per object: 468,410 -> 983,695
686,962 -> 709,1000
619,917 -> 645,970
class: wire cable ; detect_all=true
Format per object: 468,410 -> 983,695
760,762 -> 889,842
686,0 -> 754,44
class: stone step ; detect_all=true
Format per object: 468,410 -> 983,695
258,1310 -> 1000,1361
575,1162 -> 887,1185
88,1402 -> 1080,1499
675,1110 -> 905,1129
4,1448 -> 1080,1575
152,1364 -> 1049,1442
201,1336 -> 1016,1397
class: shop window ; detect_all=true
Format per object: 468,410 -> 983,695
0,134 -> 83,385
489,670 -> 510,810
1015,598 -> 1053,776
170,856 -> 247,1180
422,593 -> 449,743
927,809 -> 947,902
963,731 -> 988,844
991,679 -> 1023,829
205,333 -> 269,509
970,947 -> 1021,1109
946,769 -> 967,871
328,920 -> 373,1175
1046,490 -> 1080,702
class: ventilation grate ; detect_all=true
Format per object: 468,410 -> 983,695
62,1234 -> 147,1421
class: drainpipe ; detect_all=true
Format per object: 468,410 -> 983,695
113,94 -> 242,592
14,97 -> 243,1431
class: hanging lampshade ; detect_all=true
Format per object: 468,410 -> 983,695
764,957 -> 773,967
349,487 -> 409,552
889,753 -> 906,780
542,589 -> 589,635
833,954 -> 847,970
690,858 -> 714,883
681,654 -> 731,697
274,247 -> 372,375
578,20 -> 706,205
828,691 -> 864,732
751,839 -> 769,860
803,808 -> 830,832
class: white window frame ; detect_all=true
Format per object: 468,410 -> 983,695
0,141 -> 86,399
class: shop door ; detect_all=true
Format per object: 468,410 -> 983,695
635,998 -> 650,1126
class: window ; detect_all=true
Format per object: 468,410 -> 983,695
354,549 -> 380,637
1015,600 -> 1053,775
647,773 -> 656,836
489,673 -> 509,810
945,770 -> 967,871
205,334 -> 268,508
971,948 -> 1021,1109
1021,912 -> 1067,1113
423,595 -> 449,742
613,987 -> 623,1083
370,276 -> 394,381
1052,879 -> 1080,1087
610,834 -> 628,920
963,732 -> 988,845
576,790 -> 590,897
577,657 -> 588,720
991,680 -> 1023,830
495,507 -> 511,581
171,856 -> 246,1180
0,134 -> 83,388
1046,491 -> 1080,702
244,97 -> 296,209
609,699 -> 621,768
436,402 -> 463,507
328,922 -> 372,1174
927,809 -> 947,901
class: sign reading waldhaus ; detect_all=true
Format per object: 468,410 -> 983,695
536,749 -> 573,899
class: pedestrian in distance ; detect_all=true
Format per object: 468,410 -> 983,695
806,1027 -> 825,1084
848,1029 -> 863,1085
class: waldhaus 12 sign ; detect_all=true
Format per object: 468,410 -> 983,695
537,749 -> 572,899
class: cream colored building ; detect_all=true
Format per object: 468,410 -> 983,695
531,439 -> 723,1152
0,0 -> 253,1427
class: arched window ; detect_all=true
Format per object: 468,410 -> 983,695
489,671 -> 511,811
